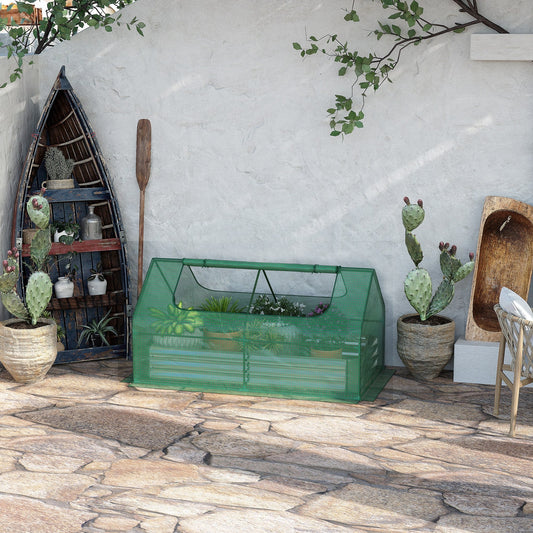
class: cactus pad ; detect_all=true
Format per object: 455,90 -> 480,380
26,195 -> 50,229
453,260 -> 475,283
404,268 -> 432,321
30,229 -> 52,271
1,291 -> 29,320
427,279 -> 454,319
405,231 -> 423,267
26,271 -> 53,325
0,270 -> 17,293
402,203 -> 425,232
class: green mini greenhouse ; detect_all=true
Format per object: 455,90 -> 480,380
132,258 -> 392,402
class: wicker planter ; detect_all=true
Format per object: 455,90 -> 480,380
397,314 -> 455,380
310,347 -> 343,358
0,318 -> 57,384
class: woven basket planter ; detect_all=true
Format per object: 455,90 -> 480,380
0,318 -> 57,384
397,314 -> 455,381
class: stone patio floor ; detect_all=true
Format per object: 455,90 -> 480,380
0,360 -> 532,532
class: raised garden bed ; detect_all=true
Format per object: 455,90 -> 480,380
132,258 -> 392,403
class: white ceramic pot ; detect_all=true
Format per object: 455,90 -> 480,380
54,276 -> 74,298
54,230 -> 76,243
87,276 -> 107,296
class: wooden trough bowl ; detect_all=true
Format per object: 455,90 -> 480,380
466,196 -> 533,342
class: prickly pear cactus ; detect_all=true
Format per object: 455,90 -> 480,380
30,229 -> 52,271
404,268 -> 432,321
1,291 -> 30,321
26,194 -> 50,229
0,190 -> 53,325
402,197 -> 425,231
25,271 -> 53,325
402,197 -> 475,321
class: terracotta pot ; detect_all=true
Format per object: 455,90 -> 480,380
0,318 -> 57,383
204,329 -> 242,352
397,314 -> 455,380
22,228 -> 39,245
310,347 -> 343,358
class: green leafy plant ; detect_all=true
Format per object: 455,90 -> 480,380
294,1 -> 508,136
77,308 -> 118,347
45,147 -> 74,181
243,319 -> 286,354
0,0 -> 145,87
149,302 -> 203,335
250,294 -> 306,317
402,197 -> 475,322
51,219 -> 80,245
88,262 -> 105,282
200,296 -> 245,314
0,188 -> 52,325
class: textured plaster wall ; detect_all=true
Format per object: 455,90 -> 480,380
34,0 -> 533,365
0,59 -> 39,320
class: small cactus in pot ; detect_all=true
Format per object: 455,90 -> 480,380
402,197 -> 475,322
0,188 -> 53,325
398,197 -> 475,381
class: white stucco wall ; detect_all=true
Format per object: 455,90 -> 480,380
0,58 -> 39,320
28,0 -> 533,365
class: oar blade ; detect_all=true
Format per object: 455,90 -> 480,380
136,119 -> 151,191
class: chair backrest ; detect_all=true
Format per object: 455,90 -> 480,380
494,304 -> 533,378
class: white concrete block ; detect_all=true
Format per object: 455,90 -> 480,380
454,337 -> 532,387
470,34 -> 533,61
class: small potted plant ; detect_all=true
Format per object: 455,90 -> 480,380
54,252 -> 77,299
0,189 -> 57,383
87,262 -> 107,295
43,147 -> 75,189
306,302 -> 346,358
149,301 -> 203,348
249,294 -> 305,349
397,197 -> 475,380
51,219 -> 80,245
200,296 -> 245,351
77,309 -> 118,347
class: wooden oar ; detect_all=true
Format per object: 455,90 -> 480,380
136,118 -> 151,298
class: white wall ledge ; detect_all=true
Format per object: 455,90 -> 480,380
471,34 -> 533,61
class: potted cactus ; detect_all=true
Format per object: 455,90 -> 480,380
0,189 -> 57,383
397,197 -> 475,380
43,147 -> 75,189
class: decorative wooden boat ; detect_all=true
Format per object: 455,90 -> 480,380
11,66 -> 131,363
465,196 -> 533,342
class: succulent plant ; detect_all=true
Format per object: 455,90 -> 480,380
44,147 -> 74,181
402,197 -> 475,322
0,189 -> 53,325
150,302 -> 203,335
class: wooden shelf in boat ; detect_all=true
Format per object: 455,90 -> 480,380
47,291 -> 126,311
30,187 -> 112,203
22,238 -> 122,257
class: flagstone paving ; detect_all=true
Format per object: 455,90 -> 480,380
0,359 -> 532,533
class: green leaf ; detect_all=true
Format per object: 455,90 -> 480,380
392,25 -> 402,35
453,27 -> 466,33
292,42 -> 302,50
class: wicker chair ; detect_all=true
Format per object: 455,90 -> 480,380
494,304 -> 533,436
